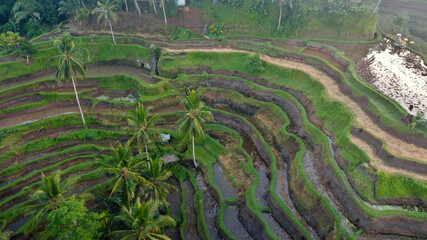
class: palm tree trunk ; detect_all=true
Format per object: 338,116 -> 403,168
162,0 -> 167,24
277,2 -> 283,29
153,0 -> 158,15
71,76 -> 86,126
31,15 -> 41,28
144,137 -> 149,160
80,0 -> 87,9
373,0 -> 381,14
109,19 -> 116,45
134,0 -> 142,16
138,136 -> 142,155
124,0 -> 129,12
192,135 -> 197,168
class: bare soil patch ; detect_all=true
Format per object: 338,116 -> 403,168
0,65 -> 155,90
351,135 -> 427,182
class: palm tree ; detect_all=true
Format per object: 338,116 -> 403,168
22,172 -> 89,234
150,0 -> 158,15
127,103 -> 163,157
160,0 -> 168,24
112,198 -> 176,240
92,0 -> 120,45
178,90 -> 214,168
47,33 -> 88,126
0,31 -> 22,53
101,142 -> 152,207
277,0 -> 293,29
12,0 -> 42,28
141,157 -> 176,205
58,0 -> 79,17
133,0 -> 142,16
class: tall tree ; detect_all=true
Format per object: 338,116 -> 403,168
178,90 -> 214,168
0,31 -> 22,53
21,172 -> 89,234
141,157 -> 176,205
47,33 -> 88,126
112,198 -> 176,240
101,142 -> 152,207
92,0 -> 119,45
150,0 -> 158,15
127,103 -> 163,156
12,0 -> 42,28
133,0 -> 142,16
39,197 -> 101,240
160,0 -> 168,24
58,0 -> 79,17
18,38 -> 37,63
277,0 -> 292,29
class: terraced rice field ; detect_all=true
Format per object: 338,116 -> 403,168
0,35 -> 426,239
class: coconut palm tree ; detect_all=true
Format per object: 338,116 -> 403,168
0,31 -> 22,53
101,142 -> 152,207
133,0 -> 142,16
47,33 -> 88,126
178,90 -> 214,168
277,0 -> 293,29
12,0 -> 42,28
160,0 -> 168,24
112,198 -> 175,240
141,157 -> 176,205
22,172 -> 89,234
127,103 -> 163,157
92,0 -> 120,45
58,0 -> 79,17
150,0 -> 158,15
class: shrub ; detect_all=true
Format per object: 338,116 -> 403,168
248,52 -> 265,73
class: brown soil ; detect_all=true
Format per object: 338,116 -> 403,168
0,103 -> 88,129
66,11 -> 169,40
351,135 -> 427,182
219,151 -> 253,190
255,111 -> 283,134
165,48 -> 427,164
0,65 -> 155,90
170,7 -> 205,34
302,48 -> 348,72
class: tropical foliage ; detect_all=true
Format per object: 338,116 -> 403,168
22,172 -> 86,234
92,0 -> 119,45
39,197 -> 101,240
101,142 -> 151,207
47,32 -> 88,126
127,103 -> 163,156
178,89 -> 214,168
112,198 -> 176,240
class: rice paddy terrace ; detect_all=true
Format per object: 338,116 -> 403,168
0,35 -> 426,240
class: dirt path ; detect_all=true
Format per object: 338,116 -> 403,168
0,65 -> 156,90
165,48 -> 427,164
351,136 -> 427,182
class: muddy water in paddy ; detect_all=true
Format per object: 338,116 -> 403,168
366,38 -> 427,117
213,163 -> 237,199
276,163 -> 319,239
262,212 -> 291,240
203,191 -> 221,240
183,180 -> 201,240
256,164 -> 269,207
224,205 -> 253,240
302,149 -> 355,235
166,180 -> 182,240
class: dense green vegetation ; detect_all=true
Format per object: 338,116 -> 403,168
1,3 -> 426,238
193,0 -> 378,40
